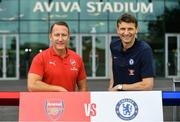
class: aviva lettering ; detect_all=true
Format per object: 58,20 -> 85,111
33,2 -> 81,12
33,1 -> 153,14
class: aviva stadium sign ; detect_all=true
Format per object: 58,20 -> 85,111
33,1 -> 153,13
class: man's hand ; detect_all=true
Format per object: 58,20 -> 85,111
109,84 -> 122,91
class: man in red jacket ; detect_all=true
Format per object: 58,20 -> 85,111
28,21 -> 88,92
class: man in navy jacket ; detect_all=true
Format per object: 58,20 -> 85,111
109,13 -> 155,91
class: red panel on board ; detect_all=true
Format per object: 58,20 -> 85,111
19,92 -> 91,122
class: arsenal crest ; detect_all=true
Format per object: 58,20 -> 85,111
70,58 -> 78,71
70,59 -> 77,67
45,99 -> 64,121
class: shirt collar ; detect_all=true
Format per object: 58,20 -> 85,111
50,46 -> 70,58
120,38 -> 137,52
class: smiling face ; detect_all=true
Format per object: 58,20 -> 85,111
116,13 -> 138,49
49,24 -> 70,52
117,22 -> 137,45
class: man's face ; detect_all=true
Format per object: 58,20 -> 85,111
117,22 -> 137,44
49,24 -> 69,51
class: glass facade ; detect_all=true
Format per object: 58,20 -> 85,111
0,0 -> 180,79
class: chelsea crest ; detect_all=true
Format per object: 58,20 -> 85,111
115,98 -> 138,121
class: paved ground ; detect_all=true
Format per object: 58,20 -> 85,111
0,78 -> 179,121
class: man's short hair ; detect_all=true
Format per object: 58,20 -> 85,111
117,13 -> 138,28
50,21 -> 70,33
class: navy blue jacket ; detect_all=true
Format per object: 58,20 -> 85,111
110,39 -> 155,87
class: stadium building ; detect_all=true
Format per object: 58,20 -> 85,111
0,0 -> 180,80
